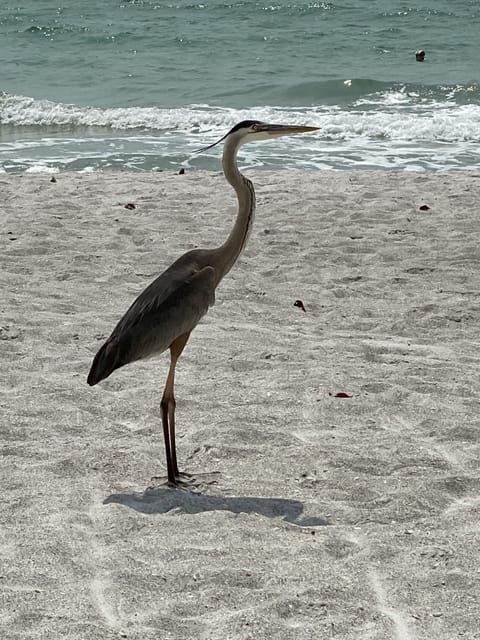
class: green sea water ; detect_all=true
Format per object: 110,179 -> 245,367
1,0 -> 480,171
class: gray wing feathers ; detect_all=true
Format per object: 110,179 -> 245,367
114,264 -> 216,359
87,261 -> 216,385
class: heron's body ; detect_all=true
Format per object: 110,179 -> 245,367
87,251 -> 216,385
88,120 -> 318,486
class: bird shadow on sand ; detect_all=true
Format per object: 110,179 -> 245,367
104,485 -> 329,527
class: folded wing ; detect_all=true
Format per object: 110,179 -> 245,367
87,259 -> 216,386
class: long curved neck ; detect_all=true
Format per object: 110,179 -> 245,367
212,135 -> 256,284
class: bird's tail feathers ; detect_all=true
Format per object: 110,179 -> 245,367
87,337 -> 127,386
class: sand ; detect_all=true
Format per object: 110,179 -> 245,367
1,169 -> 480,639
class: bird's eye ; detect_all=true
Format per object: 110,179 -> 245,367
251,123 -> 259,131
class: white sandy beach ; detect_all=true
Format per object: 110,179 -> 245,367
1,169 -> 480,639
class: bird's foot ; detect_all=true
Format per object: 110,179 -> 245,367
182,471 -> 220,487
171,472 -> 198,489
150,471 -> 220,490
149,471 -> 199,490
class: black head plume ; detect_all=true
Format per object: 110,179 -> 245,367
226,120 -> 262,135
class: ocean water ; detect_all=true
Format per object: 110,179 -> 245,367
1,0 -> 479,172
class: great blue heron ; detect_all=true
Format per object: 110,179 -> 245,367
87,120 -> 319,487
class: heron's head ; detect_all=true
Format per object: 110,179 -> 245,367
227,120 -> 319,144
197,120 -> 319,153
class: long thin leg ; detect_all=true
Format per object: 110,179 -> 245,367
168,395 -> 180,477
161,401 -> 175,484
160,331 -> 190,486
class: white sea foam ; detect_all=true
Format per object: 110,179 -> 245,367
2,92 -> 480,172
24,164 -> 60,173
2,92 -> 480,141
320,104 -> 480,143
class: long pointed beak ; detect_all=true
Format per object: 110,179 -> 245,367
260,124 -> 320,136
